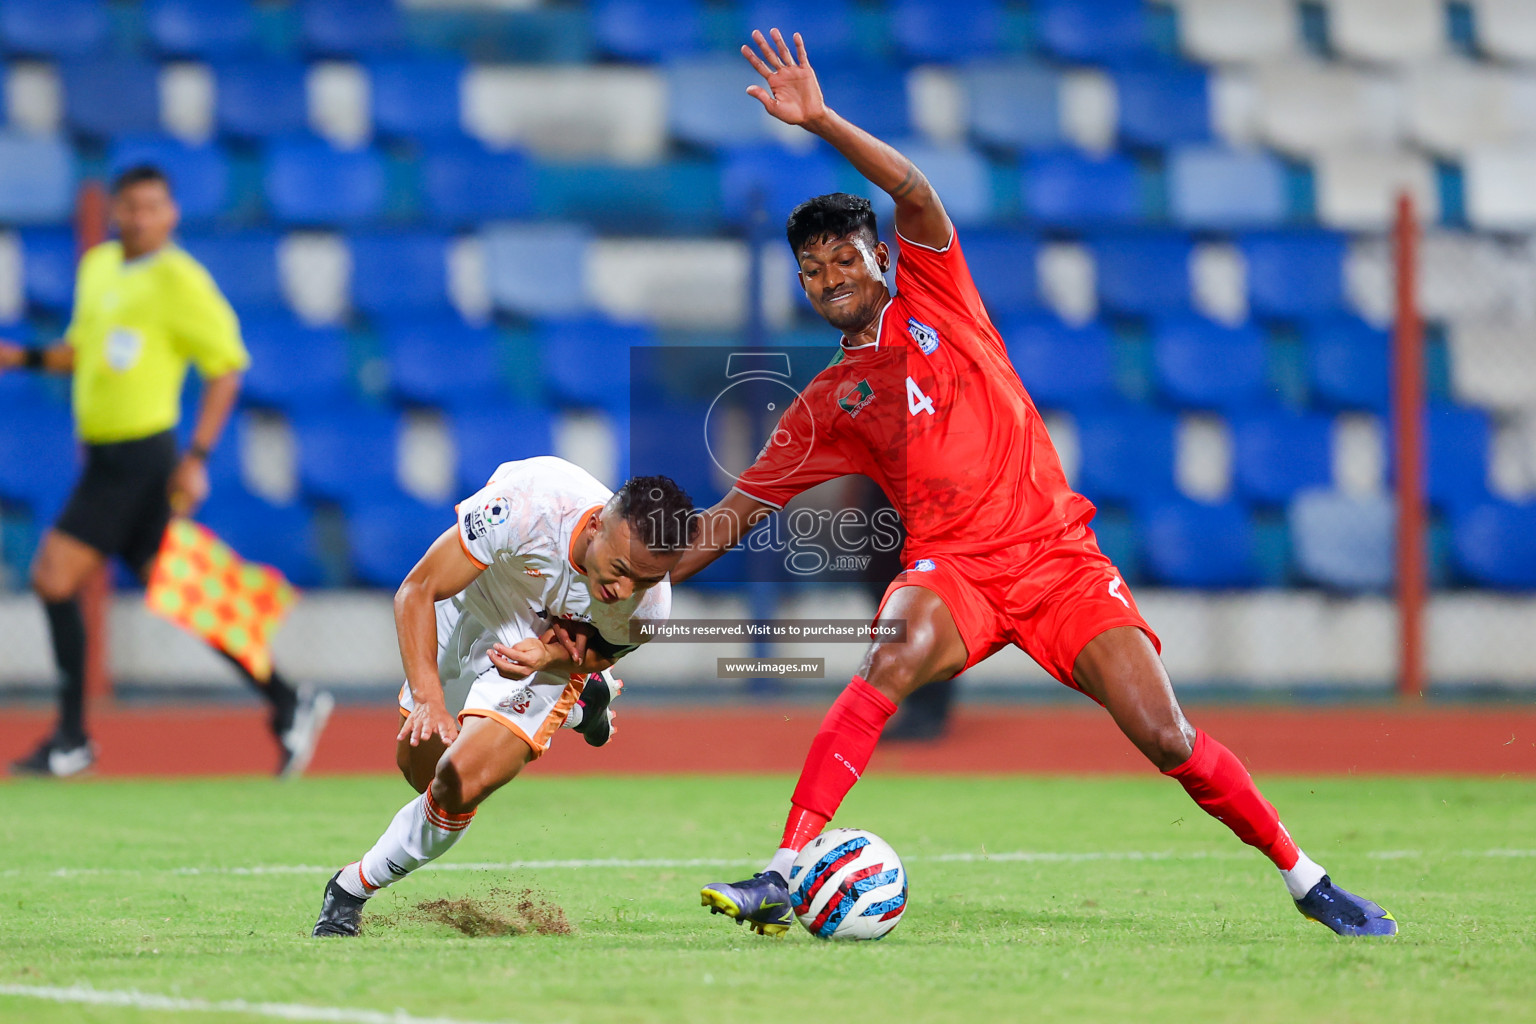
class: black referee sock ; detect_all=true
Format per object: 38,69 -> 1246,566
44,599 -> 88,747
215,649 -> 299,735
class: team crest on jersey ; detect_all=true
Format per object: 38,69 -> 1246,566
910,558 -> 937,573
482,496 -> 512,527
907,318 -> 940,355
838,378 -> 876,418
499,686 -> 535,716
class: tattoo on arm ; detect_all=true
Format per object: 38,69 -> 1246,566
891,162 -> 922,200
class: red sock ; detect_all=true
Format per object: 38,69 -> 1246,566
1163,729 -> 1299,870
779,676 -> 897,851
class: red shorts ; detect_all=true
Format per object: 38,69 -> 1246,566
876,523 -> 1160,689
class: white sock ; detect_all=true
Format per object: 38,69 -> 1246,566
563,703 -> 585,729
765,847 -> 797,882
335,790 -> 475,899
1280,850 -> 1326,899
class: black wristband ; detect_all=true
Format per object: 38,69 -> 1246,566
186,443 -> 211,461
22,347 -> 45,370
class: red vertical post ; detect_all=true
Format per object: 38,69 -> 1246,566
1391,192 -> 1426,700
74,182 -> 113,701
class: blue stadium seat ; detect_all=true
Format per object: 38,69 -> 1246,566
482,222 -> 590,318
420,142 -> 533,227
299,0 -> 404,57
745,1 -> 861,64
1152,315 -> 1270,411
720,145 -> 839,227
964,62 -> 1063,150
1167,147 -> 1287,229
145,0 -> 257,58
1037,0 -> 1155,61
890,0 -> 1003,62
533,160 -> 722,231
349,232 -> 450,317
344,489 -> 456,587
960,231 -> 1041,318
1304,316 -> 1389,412
451,406 -> 556,496
1075,406 -> 1177,505
265,139 -> 387,226
1231,410 -> 1333,505
0,394 -> 78,521
540,317 -> 653,412
1022,152 -> 1141,227
240,315 -> 351,409
629,402 -> 720,510
215,62 -> 309,139
1003,316 -> 1115,409
1451,501 -> 1536,589
1092,233 -> 1193,316
109,138 -> 230,223
293,405 -> 400,502
1427,404 -> 1491,510
383,314 -> 501,408
1115,64 -> 1209,147
1289,488 -> 1393,590
61,59 -> 161,138
179,232 -> 283,312
1141,500 -> 1257,588
198,490 -> 323,587
370,57 -> 465,140
1240,232 -> 1348,319
667,57 -> 773,148
593,0 -> 704,61
18,229 -> 75,310
817,65 -> 910,140
873,142 -> 992,226
0,137 -> 75,225
0,0 -> 108,58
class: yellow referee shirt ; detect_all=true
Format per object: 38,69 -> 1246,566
66,240 -> 249,444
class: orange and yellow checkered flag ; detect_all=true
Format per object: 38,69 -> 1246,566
145,518 -> 298,683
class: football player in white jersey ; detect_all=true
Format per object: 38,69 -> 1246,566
313,459 -> 698,936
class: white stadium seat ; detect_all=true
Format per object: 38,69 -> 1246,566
4,61 -> 61,134
1313,148 -> 1437,231
1403,60 -> 1536,156
1323,0 -> 1445,63
1472,0 -> 1536,64
583,238 -> 794,331
463,65 -> 666,162
1449,319 -> 1536,413
1465,145 -> 1536,230
1253,61 -> 1401,156
1170,0 -> 1299,64
1345,231 -> 1533,327
307,61 -> 371,149
159,61 -> 215,144
277,232 -> 352,326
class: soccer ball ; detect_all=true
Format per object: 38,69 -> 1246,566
788,828 -> 908,940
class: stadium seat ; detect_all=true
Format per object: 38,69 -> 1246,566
533,159 -> 723,232
1141,500 -> 1257,588
1447,319 -> 1536,414
482,222 -> 590,318
1003,315 -> 1115,410
1171,0 -> 1299,63
0,395 -> 78,521
1313,148 -> 1439,231
1472,0 -> 1536,63
145,0 -> 257,59
667,57 -> 773,148
1231,411 -> 1333,505
720,145 -> 840,228
1323,0 -> 1444,64
420,142 -> 533,227
1022,152 -> 1141,227
1253,63 -> 1400,156
629,402 -> 721,510
1451,500 -> 1536,589
383,314 -> 501,408
240,314 -> 351,410
370,57 -> 465,140
1167,147 -> 1287,229
1075,406 -> 1178,505
1239,232 -> 1348,319
214,62 -> 309,139
349,232 -> 451,317
343,489 -> 455,587
60,59 -> 161,138
108,138 -> 230,223
1115,64 -> 1209,148
0,0 -> 108,58
890,0 -> 1003,62
293,405 -> 400,502
1426,404 -> 1491,510
179,233 -> 283,312
198,490 -> 323,588
1035,0 -> 1154,63
19,229 -> 75,311
0,136 -> 76,225
264,139 -> 387,227
593,0 -> 704,62
540,317 -> 653,412
865,142 -> 992,227
1464,146 -> 1536,231
745,1 -> 861,63
816,65 -> 911,140
1152,315 -> 1270,412
1305,317 -> 1389,412
450,405 -> 556,496
963,62 -> 1063,150
1091,234 -> 1193,316
299,0 -> 404,58
1402,61 -> 1536,157
1289,488 -> 1394,590
960,231 -> 1041,318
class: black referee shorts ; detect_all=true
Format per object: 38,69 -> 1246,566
54,430 -> 178,577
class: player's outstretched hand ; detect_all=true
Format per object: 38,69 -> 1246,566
489,638 -> 553,680
547,618 -> 596,665
398,699 -> 459,747
742,29 -> 826,128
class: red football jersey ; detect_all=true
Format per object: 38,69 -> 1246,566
733,230 -> 1095,558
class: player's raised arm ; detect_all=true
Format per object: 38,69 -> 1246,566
671,489 -> 775,585
743,28 -> 952,251
393,525 -> 484,746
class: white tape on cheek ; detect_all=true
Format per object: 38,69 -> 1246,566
853,236 -> 882,280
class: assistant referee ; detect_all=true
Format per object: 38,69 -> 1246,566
0,165 -> 329,777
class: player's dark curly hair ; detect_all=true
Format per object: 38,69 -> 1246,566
112,163 -> 171,195
786,192 -> 879,255
612,475 -> 700,553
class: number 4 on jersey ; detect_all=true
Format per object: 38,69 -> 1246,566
906,376 -> 936,416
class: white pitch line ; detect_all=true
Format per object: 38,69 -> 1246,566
0,984 -> 522,1024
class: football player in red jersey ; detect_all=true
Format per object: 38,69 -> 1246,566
679,29 -> 1395,938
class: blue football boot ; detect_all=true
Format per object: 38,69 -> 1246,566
700,871 -> 794,936
1295,875 -> 1398,936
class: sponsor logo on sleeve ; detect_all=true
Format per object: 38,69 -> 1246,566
907,318 -> 940,355
462,510 -> 481,541
837,379 -> 876,418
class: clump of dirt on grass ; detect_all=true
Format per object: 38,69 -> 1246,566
414,886 -> 572,937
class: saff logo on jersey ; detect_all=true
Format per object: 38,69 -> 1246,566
907,318 -> 940,355
838,379 -> 876,418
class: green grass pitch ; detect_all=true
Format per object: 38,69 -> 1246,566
2,773 -> 1533,1023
